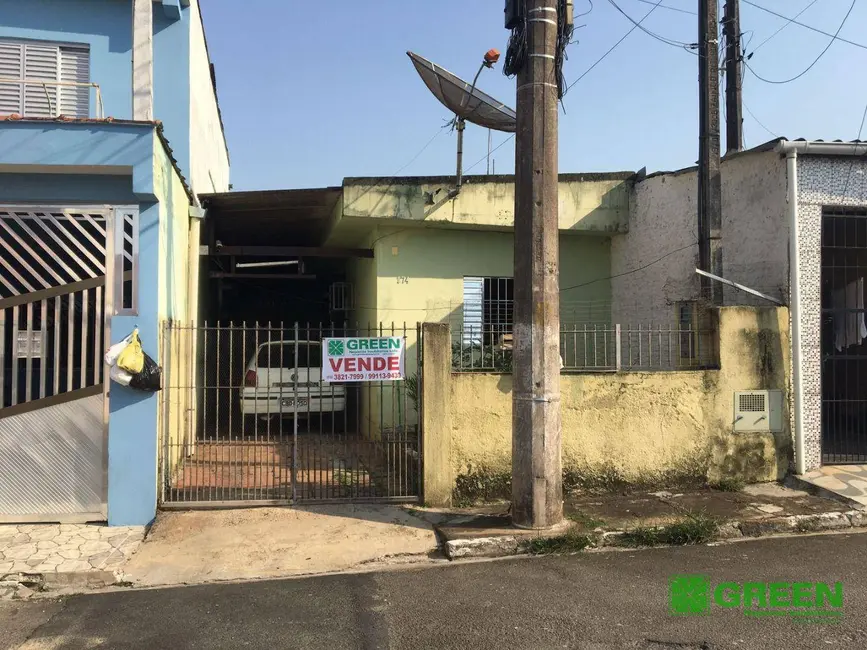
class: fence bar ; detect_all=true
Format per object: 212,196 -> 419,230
615,324 -> 622,371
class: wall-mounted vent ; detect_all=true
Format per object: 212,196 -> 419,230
733,390 -> 782,432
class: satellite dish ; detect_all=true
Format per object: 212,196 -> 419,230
407,51 -> 516,133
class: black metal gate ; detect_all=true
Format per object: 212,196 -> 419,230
821,208 -> 867,463
159,322 -> 421,505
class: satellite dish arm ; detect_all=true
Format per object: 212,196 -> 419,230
451,117 -> 466,198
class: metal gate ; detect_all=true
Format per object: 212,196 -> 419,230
160,322 -> 421,505
0,206 -> 119,522
821,207 -> 867,463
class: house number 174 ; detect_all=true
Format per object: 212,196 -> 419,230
397,276 -> 409,284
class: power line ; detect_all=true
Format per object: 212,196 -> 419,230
631,0 -> 696,16
464,134 -> 515,174
743,102 -> 779,139
343,123 -> 449,210
565,0 -> 664,92
750,0 -> 819,54
606,0 -> 698,52
842,102 -> 867,196
560,241 -> 698,292
745,0 -> 857,85
741,0 -> 867,51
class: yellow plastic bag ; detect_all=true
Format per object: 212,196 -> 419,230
116,328 -> 144,374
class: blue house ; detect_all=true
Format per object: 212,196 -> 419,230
0,0 -> 229,526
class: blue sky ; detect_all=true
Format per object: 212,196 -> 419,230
202,1 -> 867,191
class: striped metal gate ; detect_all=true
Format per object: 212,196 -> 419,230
0,206 -> 134,523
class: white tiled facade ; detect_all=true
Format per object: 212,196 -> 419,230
796,156 -> 867,470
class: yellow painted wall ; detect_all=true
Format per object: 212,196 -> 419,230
340,175 -> 631,234
443,307 -> 791,493
352,226 -> 611,438
154,134 -> 194,484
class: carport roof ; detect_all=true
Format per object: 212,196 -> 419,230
200,187 -> 341,246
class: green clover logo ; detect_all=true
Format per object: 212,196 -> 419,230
328,340 -> 345,356
669,574 -> 710,616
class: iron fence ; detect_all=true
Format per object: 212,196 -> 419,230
451,322 -> 718,372
160,321 -> 420,505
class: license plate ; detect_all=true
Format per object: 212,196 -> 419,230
280,398 -> 308,407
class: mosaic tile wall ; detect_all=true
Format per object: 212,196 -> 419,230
797,156 -> 867,470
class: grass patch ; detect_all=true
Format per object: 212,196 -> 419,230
708,477 -> 745,492
522,529 -> 593,555
566,511 -> 605,529
619,512 -> 721,547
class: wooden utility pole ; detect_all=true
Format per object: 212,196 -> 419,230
511,0 -> 563,529
698,0 -> 723,304
723,0 -> 743,153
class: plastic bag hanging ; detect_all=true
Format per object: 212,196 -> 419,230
117,328 -> 145,374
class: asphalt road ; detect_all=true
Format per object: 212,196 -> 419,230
2,532 -> 866,650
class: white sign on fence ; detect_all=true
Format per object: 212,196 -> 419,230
322,336 -> 405,383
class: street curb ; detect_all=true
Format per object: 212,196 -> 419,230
0,570 -> 124,599
441,510 -> 867,560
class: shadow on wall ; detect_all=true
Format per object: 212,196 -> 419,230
0,0 -> 133,52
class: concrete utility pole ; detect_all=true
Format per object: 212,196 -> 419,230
723,0 -> 743,153
698,0 -> 723,304
511,0 -> 563,529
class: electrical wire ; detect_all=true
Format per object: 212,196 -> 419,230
343,123 -> 449,211
565,0 -> 664,92
631,0 -> 696,16
743,102 -> 780,139
842,102 -> 867,197
745,0 -> 856,84
465,134 -> 515,175
749,0 -> 819,54
741,0 -> 867,51
560,241 -> 699,292
605,0 -> 698,53
576,0 -> 594,20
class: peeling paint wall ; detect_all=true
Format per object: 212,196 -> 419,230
442,307 -> 791,496
611,151 -> 788,325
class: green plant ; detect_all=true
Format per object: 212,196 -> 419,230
619,512 -> 721,547
451,342 -> 513,372
708,477 -> 745,492
522,529 -> 592,555
452,467 -> 511,506
405,373 -> 419,413
566,511 -> 605,529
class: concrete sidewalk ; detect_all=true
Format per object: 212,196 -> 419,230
121,504 -> 439,587
425,482 -> 866,559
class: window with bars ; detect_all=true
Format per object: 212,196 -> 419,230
0,39 -> 90,118
462,276 -> 514,343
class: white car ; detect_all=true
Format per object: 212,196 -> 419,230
239,340 -> 346,420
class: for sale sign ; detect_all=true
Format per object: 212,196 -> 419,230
322,336 -> 405,382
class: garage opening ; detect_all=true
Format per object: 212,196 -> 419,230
159,189 -> 420,505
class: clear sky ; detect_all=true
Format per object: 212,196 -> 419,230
201,0 -> 867,192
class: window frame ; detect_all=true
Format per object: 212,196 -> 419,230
0,37 -> 91,118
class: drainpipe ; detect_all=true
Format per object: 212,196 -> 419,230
783,148 -> 806,475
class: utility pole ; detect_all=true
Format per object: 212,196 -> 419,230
698,0 -> 723,304
723,0 -> 743,153
510,0 -> 562,529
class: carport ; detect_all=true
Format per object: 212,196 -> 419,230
157,188 -> 419,507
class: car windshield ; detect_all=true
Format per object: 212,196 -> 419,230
256,342 -> 320,368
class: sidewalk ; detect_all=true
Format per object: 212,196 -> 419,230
423,482 -> 866,559
0,524 -> 145,596
120,504 -> 439,587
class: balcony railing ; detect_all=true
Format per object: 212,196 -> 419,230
0,78 -> 104,119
